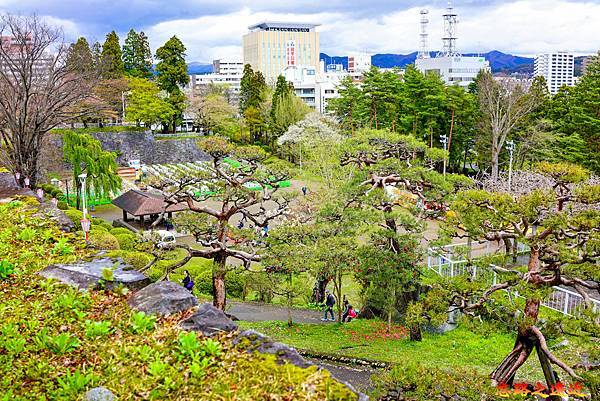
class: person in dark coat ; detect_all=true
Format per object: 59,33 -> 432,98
182,270 -> 194,292
321,290 -> 336,321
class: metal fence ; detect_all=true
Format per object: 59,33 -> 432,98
426,242 -> 599,316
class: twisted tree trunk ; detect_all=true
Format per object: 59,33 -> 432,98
212,253 -> 227,310
490,247 -> 578,397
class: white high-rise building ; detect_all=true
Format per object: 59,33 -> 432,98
534,52 -> 574,95
188,58 -> 244,104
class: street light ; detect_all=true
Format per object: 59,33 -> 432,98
440,134 -> 448,177
506,140 -> 516,191
78,173 -> 90,244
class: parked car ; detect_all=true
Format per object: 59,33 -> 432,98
156,230 -> 176,248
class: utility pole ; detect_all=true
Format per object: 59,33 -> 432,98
79,173 -> 90,244
440,134 -> 448,177
506,140 -> 515,190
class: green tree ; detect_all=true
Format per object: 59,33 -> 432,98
100,31 -> 124,79
327,76 -> 363,135
153,137 -> 293,310
441,162 -> 599,391
239,64 -> 267,114
270,75 -> 293,122
189,92 -> 236,135
122,29 -> 153,78
62,131 -> 121,209
568,52 -> 600,172
66,37 -> 94,74
270,92 -> 311,143
125,77 -> 174,128
155,36 -> 190,132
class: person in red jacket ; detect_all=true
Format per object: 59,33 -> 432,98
343,305 -> 358,322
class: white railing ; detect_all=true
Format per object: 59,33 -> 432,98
427,246 -> 599,317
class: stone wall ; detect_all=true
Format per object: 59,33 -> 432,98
40,131 -> 210,177
91,131 -> 210,165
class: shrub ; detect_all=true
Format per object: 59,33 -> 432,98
114,233 -> 135,250
110,227 -> 134,236
120,251 -> 152,270
63,209 -> 83,225
88,231 -> 120,250
371,362 -> 496,401
91,217 -> 113,231
90,225 -> 108,232
57,201 -> 68,210
194,269 -> 245,298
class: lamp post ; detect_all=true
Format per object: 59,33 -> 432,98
440,134 -> 448,177
506,140 -> 515,191
78,173 -> 90,244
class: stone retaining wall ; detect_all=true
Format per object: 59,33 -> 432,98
40,131 -> 210,178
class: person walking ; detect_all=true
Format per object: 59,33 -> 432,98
321,290 -> 335,321
301,186 -> 308,196
182,270 -> 194,292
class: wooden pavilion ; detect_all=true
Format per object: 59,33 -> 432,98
111,189 -> 188,227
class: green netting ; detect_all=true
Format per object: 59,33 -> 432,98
61,193 -> 115,207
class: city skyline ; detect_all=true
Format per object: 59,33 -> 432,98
0,0 -> 598,62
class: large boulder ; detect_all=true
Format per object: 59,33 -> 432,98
128,281 -> 198,316
36,202 -> 75,232
233,329 -> 311,368
38,257 -> 150,290
179,303 -> 238,336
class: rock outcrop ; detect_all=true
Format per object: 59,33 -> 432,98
179,303 -> 238,336
128,281 -> 198,316
36,202 -> 75,232
39,257 -> 150,290
234,329 -> 311,368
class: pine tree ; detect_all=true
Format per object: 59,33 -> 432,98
239,64 -> 254,114
122,30 -> 153,78
66,37 -> 93,73
570,52 -> 600,172
91,41 -> 102,69
136,32 -> 153,78
155,36 -> 189,132
122,29 -> 138,75
270,75 -> 293,125
101,31 -> 124,79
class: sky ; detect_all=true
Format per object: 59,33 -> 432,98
0,0 -> 599,62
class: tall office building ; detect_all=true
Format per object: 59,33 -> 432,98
534,52 -> 574,95
243,22 -> 320,83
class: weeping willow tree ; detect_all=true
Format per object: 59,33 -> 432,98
62,131 -> 122,209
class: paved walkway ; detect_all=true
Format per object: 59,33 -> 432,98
227,302 -> 328,323
227,301 -> 378,393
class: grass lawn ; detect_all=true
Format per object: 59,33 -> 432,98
238,320 -> 548,380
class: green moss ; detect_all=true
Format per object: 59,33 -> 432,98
87,230 -> 120,250
114,233 -> 135,250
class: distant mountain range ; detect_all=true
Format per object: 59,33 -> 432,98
187,62 -> 213,74
187,50 -> 590,76
320,50 -> 535,74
